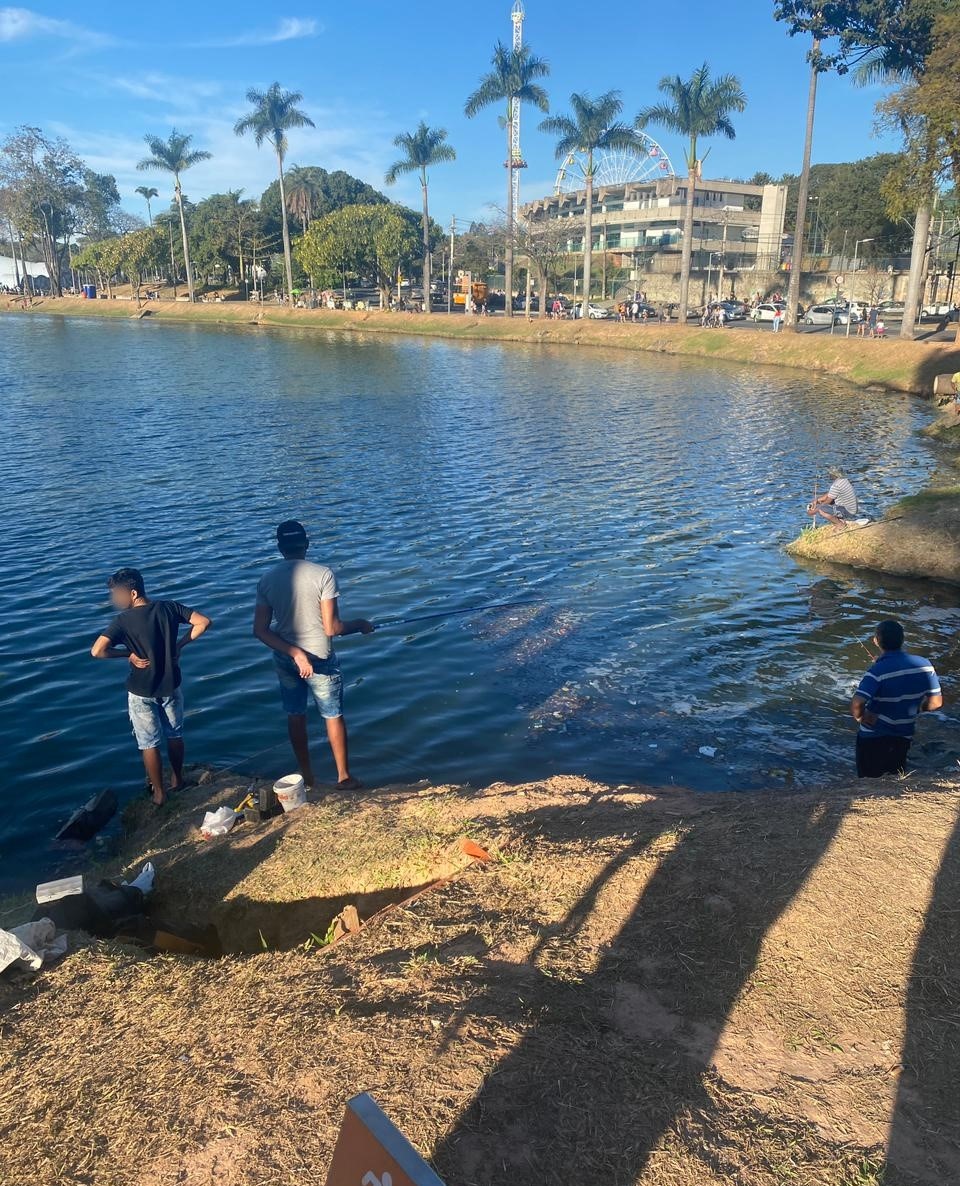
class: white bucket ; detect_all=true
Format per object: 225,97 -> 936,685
273,774 -> 307,813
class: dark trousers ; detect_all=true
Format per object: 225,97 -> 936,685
856,734 -> 912,778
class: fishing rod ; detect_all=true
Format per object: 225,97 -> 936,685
373,598 -> 546,631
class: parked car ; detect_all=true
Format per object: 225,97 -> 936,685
834,307 -> 861,326
922,302 -> 958,318
720,300 -> 746,320
751,302 -> 785,322
804,304 -> 845,326
573,302 -> 614,320
879,299 -> 905,316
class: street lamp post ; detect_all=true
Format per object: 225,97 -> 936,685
705,252 -> 721,305
846,238 -> 875,338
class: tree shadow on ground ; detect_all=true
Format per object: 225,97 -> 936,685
886,804 -> 960,1184
431,791 -> 856,1184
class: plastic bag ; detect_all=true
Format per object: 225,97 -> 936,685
0,919 -> 68,974
200,806 -> 237,839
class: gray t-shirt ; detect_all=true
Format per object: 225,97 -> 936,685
256,559 -> 339,660
828,477 -> 858,516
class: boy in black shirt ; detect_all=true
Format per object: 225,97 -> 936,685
91,568 -> 212,805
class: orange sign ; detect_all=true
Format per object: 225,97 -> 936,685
325,1093 -> 446,1186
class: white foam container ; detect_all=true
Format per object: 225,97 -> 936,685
273,773 -> 307,813
36,875 -> 84,903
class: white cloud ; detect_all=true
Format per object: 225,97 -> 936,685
0,6 -> 113,48
196,16 -> 321,49
105,73 -> 224,108
50,97 -> 395,211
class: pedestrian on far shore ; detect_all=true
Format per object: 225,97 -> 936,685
772,306 -> 784,333
850,620 -> 942,778
91,568 -> 212,806
253,521 -> 374,792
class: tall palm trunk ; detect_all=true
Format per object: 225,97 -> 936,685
787,40 -> 819,331
583,151 -> 594,311
678,136 -> 697,321
900,201 -> 931,340
175,179 -> 195,302
146,198 -> 153,226
505,106 -> 514,318
277,154 -> 295,308
420,167 -> 431,314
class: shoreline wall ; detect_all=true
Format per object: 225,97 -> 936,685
5,296 -> 958,395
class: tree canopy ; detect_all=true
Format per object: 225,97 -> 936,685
780,153 -> 913,254
258,166 -> 388,248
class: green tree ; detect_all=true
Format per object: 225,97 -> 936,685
385,122 -> 456,312
878,3 -> 960,340
465,42 -> 549,316
258,166 -> 388,245
116,226 -> 165,306
780,155 -> 911,255
137,130 -> 211,302
135,185 -> 158,225
190,190 -> 257,287
234,83 -> 315,307
297,203 -> 420,308
636,64 -> 746,321
540,91 -> 639,308
773,1 -> 938,334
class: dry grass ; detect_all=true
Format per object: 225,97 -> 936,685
2,772 -> 959,1185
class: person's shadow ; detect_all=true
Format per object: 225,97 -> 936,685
886,805 -> 960,1182
431,789 -> 854,1184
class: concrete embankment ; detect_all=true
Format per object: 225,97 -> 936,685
2,768 -> 960,1185
5,295 -> 959,394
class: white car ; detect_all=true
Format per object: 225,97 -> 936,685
574,302 -> 613,320
751,302 -> 785,322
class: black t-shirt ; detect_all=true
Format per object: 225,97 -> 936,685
104,600 -> 194,697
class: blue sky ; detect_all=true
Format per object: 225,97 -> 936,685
0,2 -> 899,226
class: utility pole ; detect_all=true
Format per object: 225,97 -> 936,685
447,216 -> 456,314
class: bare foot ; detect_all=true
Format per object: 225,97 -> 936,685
151,786 -> 166,807
336,776 -> 363,792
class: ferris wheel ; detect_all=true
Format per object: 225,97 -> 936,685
553,133 -> 675,194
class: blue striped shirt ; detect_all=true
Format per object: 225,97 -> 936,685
856,651 -> 941,738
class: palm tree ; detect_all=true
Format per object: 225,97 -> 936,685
285,170 -> 319,233
135,185 -> 159,226
235,83 -> 315,308
385,123 -> 456,313
465,43 -> 549,317
137,131 -> 211,302
540,92 -> 639,313
636,64 -> 746,322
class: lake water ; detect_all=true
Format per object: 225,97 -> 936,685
2,314 -> 959,893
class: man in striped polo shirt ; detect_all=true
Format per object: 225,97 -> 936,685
850,620 -> 942,778
808,466 -> 858,528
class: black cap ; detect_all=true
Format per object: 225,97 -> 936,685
276,520 -> 308,546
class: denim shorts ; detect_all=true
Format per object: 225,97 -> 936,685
274,653 -> 343,719
128,688 -> 184,750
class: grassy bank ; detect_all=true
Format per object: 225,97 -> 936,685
2,768 -> 959,1184
5,295 -> 959,394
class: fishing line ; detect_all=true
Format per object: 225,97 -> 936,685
372,598 -> 547,631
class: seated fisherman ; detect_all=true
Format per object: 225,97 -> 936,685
850,620 -> 942,778
808,466 -> 859,528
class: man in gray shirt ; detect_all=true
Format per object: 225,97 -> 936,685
254,520 -> 374,790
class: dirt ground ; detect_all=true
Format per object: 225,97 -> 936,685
2,769 -> 959,1186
